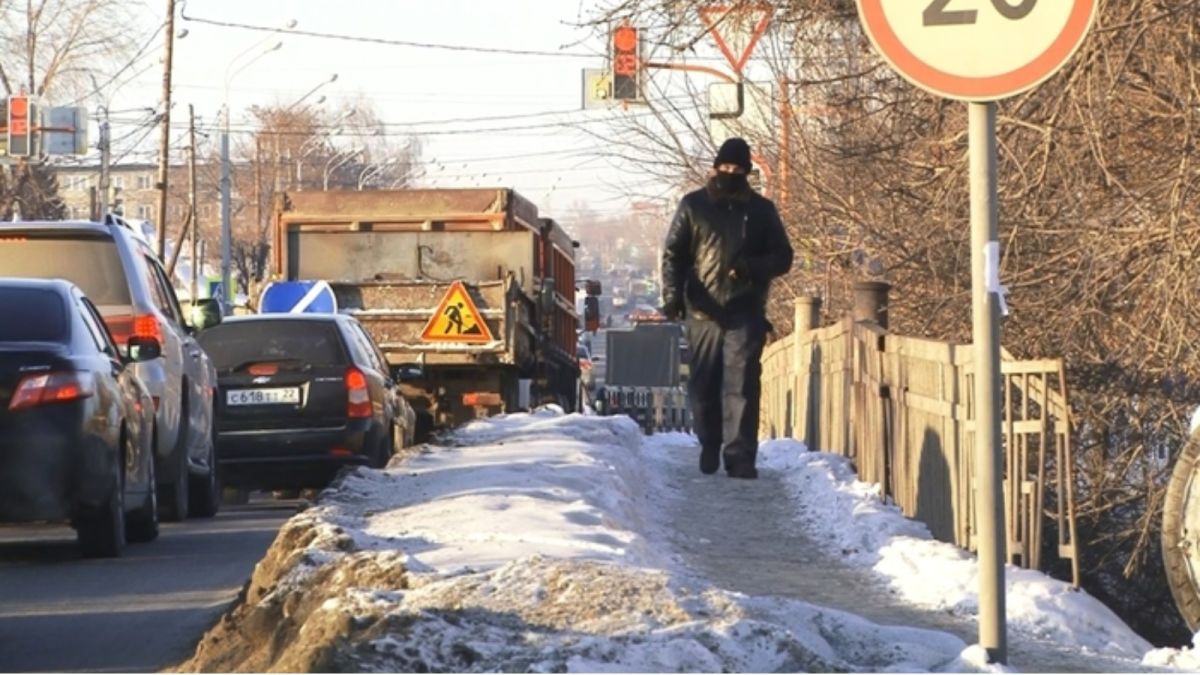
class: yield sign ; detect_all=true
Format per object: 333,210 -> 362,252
420,281 -> 495,344
699,4 -> 773,74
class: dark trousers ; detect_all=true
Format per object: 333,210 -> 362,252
686,316 -> 767,470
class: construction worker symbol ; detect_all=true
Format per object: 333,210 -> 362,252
421,281 -> 495,344
442,301 -> 482,336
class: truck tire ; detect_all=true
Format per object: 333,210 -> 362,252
1163,427 -> 1200,631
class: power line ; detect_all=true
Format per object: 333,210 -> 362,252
106,101 -> 706,138
69,21 -> 168,106
180,11 -> 601,59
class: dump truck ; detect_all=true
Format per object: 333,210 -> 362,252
271,189 -> 583,437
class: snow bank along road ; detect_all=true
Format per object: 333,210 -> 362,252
176,410 -> 1200,672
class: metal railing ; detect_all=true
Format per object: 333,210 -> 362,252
601,385 -> 691,435
761,294 -> 1080,585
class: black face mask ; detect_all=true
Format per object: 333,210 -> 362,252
713,172 -> 748,195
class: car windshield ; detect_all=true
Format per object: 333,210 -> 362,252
0,288 -> 67,342
0,234 -> 131,307
198,320 -> 346,371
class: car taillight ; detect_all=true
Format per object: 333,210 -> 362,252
248,363 -> 279,376
9,372 -> 95,411
105,313 -> 164,349
345,367 -> 371,418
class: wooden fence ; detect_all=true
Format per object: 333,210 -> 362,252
761,296 -> 1081,584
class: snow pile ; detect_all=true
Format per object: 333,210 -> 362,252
179,410 -> 977,673
754,439 -> 1158,661
178,410 -> 1200,672
1144,634 -> 1200,671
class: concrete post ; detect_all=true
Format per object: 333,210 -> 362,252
792,296 -> 821,444
853,281 -> 891,329
794,296 -> 822,336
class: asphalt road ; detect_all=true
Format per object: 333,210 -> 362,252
0,499 -> 294,673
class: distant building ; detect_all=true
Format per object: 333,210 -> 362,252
48,163 -> 214,224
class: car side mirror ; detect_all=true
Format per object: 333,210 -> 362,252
128,336 -> 162,362
190,298 -> 223,332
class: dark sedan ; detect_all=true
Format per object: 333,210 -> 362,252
198,314 -> 411,491
0,279 -> 158,557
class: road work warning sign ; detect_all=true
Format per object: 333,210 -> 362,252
420,281 -> 495,344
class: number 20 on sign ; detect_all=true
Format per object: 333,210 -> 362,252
856,0 -> 1097,101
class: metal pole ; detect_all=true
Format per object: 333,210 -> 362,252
969,100 -> 1007,664
155,0 -> 176,258
220,111 -> 232,309
188,104 -> 199,303
98,114 -> 111,218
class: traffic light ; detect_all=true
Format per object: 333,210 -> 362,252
7,95 -> 34,157
611,24 -> 641,102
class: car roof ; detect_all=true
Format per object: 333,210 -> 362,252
0,277 -> 77,294
221,313 -> 345,324
0,220 -> 113,235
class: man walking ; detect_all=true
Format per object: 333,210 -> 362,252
661,138 -> 793,478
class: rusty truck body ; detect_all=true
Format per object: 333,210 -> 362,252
271,188 -> 579,436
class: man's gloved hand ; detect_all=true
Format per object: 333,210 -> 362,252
661,298 -> 685,321
729,259 -> 753,283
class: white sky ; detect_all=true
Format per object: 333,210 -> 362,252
104,0 -> 678,219
258,409 -> 1200,672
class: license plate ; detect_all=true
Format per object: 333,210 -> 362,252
227,387 -> 301,406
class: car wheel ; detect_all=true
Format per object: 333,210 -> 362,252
78,462 -> 126,558
158,438 -> 189,523
125,432 -> 159,543
372,429 -> 393,469
188,440 -> 220,519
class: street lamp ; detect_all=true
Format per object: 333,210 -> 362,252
358,156 -> 407,190
220,29 -> 289,308
287,73 -> 338,113
296,109 -> 357,187
324,148 -> 363,190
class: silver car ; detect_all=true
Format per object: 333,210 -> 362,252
0,215 -> 221,521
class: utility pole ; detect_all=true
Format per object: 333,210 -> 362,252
188,104 -> 199,302
220,108 -> 232,309
156,0 -> 177,258
98,111 -> 111,219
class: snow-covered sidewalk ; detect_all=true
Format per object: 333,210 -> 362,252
177,410 -> 1200,672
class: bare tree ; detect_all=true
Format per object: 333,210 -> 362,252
0,0 -> 143,98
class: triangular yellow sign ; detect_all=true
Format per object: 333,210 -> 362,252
420,281 -> 495,344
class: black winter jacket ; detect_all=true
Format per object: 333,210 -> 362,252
661,179 -> 793,323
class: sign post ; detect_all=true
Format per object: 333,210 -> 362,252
854,0 -> 1097,664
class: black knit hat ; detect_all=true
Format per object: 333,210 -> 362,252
713,137 -> 752,172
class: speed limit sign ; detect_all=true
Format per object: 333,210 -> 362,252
856,0 -> 1097,101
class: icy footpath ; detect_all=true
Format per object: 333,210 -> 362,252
647,434 -> 1200,672
176,410 -> 979,673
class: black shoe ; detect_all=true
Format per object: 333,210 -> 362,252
726,465 -> 759,480
699,447 -> 720,475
